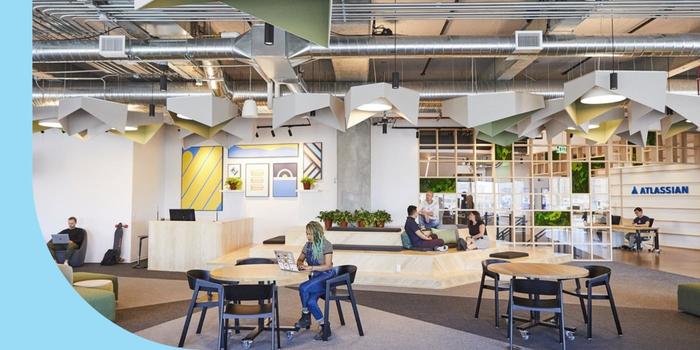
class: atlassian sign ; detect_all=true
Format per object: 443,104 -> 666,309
631,185 -> 689,195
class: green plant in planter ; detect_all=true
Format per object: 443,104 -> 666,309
495,144 -> 513,161
317,211 -> 335,229
352,209 -> 374,227
225,177 -> 242,190
571,162 -> 590,193
301,176 -> 316,190
419,178 -> 456,193
373,210 -> 392,228
333,210 -> 352,227
534,211 -> 571,226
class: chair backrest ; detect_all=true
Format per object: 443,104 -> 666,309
512,278 -> 561,296
333,265 -> 358,284
584,265 -> 611,286
236,257 -> 277,266
186,269 -> 211,291
648,218 -> 655,227
482,259 -> 509,279
223,283 -> 275,302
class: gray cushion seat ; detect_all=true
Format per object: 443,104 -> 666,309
678,283 -> 700,317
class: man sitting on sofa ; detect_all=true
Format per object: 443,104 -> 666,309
418,191 -> 441,229
47,216 -> 86,263
405,205 -> 448,252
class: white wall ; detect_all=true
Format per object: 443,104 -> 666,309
159,123 -> 338,243
370,127 -> 419,226
610,163 -> 700,249
33,130 -> 134,263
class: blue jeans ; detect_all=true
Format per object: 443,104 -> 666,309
299,270 -> 336,321
419,215 -> 440,229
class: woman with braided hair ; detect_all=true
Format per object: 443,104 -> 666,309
294,221 -> 336,341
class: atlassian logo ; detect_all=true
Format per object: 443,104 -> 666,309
631,185 -> 689,195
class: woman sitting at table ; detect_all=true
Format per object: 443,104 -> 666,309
294,221 -> 336,341
466,211 -> 491,249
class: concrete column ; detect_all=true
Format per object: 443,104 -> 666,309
337,120 -> 371,210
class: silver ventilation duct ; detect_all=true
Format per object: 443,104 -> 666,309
31,79 -> 700,105
33,34 -> 700,62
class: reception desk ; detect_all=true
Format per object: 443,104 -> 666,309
148,218 -> 253,272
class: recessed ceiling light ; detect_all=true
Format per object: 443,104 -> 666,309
125,126 -> 138,131
580,86 -> 626,105
566,127 -> 576,130
38,119 -> 62,128
178,114 -> 193,120
357,98 -> 392,112
588,124 -> 600,129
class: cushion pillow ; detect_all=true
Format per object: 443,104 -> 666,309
400,232 -> 413,249
432,228 -> 458,245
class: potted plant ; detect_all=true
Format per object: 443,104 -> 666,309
354,209 -> 376,228
225,177 -> 242,191
317,210 -> 335,230
374,210 -> 392,228
334,210 -> 351,228
301,176 -> 316,190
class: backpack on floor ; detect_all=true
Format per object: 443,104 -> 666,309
457,238 -> 468,251
100,249 -> 117,265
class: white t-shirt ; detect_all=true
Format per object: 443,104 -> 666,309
419,199 -> 440,220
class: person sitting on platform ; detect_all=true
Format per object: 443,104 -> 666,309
46,216 -> 86,264
405,205 -> 448,252
418,191 -> 441,229
294,221 -> 336,341
626,207 -> 651,249
466,211 -> 491,249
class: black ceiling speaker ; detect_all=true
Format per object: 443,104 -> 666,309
392,71 -> 400,89
148,103 -> 156,117
382,122 -> 388,134
609,72 -> 618,90
160,74 -> 168,92
264,23 -> 274,45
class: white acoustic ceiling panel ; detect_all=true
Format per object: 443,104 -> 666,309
564,70 -> 667,112
166,95 -> 237,127
57,97 -> 128,138
272,93 -> 345,131
344,83 -> 420,128
442,91 -> 544,128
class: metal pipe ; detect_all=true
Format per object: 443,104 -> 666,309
33,34 -> 700,63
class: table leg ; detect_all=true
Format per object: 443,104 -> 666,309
654,229 -> 660,251
636,231 -> 642,251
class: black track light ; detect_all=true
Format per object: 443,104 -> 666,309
309,110 -> 316,117
160,74 -> 167,92
392,71 -> 400,89
288,128 -> 293,137
416,130 -> 420,139
148,103 -> 156,117
255,132 -> 259,138
264,23 -> 274,46
271,129 -> 276,137
609,72 -> 618,90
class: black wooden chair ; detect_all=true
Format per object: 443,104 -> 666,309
220,283 -> 279,350
179,270 -> 221,347
563,265 -> 622,340
474,259 -> 510,327
236,258 -> 277,266
317,265 -> 364,340
508,278 -> 566,350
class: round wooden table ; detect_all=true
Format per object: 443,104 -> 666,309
210,264 -> 310,286
488,262 -> 589,280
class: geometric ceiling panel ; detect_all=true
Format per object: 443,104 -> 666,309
661,114 -> 696,139
564,100 -> 621,129
345,83 -> 419,129
475,113 -> 529,137
476,130 -> 520,146
666,93 -> 700,126
166,95 -> 237,127
515,98 -> 566,137
564,70 -> 668,112
572,118 -> 625,144
442,91 -> 544,128
137,0 -> 332,47
57,97 -> 128,139
109,111 -> 166,144
174,115 -> 256,149
272,93 -> 345,131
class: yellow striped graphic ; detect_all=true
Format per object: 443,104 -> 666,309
181,146 -> 223,211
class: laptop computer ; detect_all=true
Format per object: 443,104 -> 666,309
611,215 -> 621,225
274,250 -> 300,272
52,233 -> 69,244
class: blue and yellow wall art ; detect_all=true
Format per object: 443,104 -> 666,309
303,142 -> 323,180
228,143 -> 299,158
181,146 -> 223,211
272,162 -> 298,197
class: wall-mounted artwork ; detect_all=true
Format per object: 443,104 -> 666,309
228,143 -> 299,158
227,163 -> 241,178
245,163 -> 269,197
303,142 -> 323,180
272,163 -> 298,197
181,146 -> 223,211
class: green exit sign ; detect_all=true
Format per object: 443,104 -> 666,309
554,146 -> 567,154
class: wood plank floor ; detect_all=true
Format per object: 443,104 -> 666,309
613,246 -> 700,278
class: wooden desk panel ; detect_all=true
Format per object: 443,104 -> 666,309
148,218 -> 253,272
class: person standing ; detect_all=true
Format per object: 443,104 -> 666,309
405,205 -> 448,252
294,221 -> 336,341
47,217 -> 86,264
418,191 -> 441,229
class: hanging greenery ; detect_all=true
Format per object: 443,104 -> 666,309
646,131 -> 657,146
534,211 -> 571,226
571,162 -> 590,193
495,144 -> 513,161
420,178 -> 456,193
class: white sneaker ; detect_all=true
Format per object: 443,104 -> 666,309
63,260 -> 69,265
435,245 -> 448,252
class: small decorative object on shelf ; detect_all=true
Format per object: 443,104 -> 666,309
301,176 -> 316,190
225,177 -> 242,191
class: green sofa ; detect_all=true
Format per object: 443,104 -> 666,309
678,283 -> 700,317
57,264 -> 118,321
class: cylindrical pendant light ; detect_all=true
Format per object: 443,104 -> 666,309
264,23 -> 274,46
242,99 -> 258,118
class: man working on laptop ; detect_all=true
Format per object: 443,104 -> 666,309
47,217 -> 86,264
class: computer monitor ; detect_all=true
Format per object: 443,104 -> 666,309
611,215 -> 621,225
170,209 -> 195,221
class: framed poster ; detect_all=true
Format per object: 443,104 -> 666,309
228,143 -> 299,158
227,163 -> 241,178
245,163 -> 270,197
272,162 -> 298,197
181,146 -> 223,211
303,142 -> 323,180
